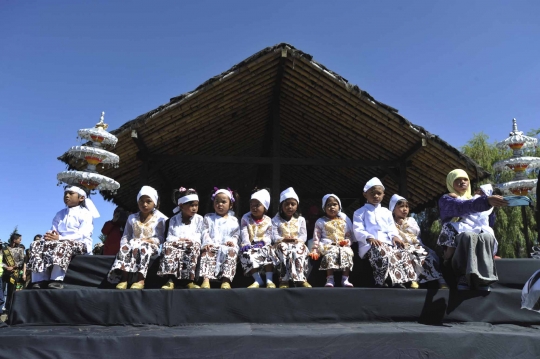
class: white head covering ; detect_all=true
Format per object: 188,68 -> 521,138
173,192 -> 200,214
251,189 -> 271,210
137,186 -> 159,206
279,187 -> 299,204
364,177 -> 385,192
322,194 -> 341,213
480,184 -> 493,197
212,188 -> 235,202
389,194 -> 407,213
65,186 -> 100,218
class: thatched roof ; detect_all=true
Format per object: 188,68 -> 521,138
59,43 -> 489,216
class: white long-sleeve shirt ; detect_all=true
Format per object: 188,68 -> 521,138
201,213 -> 240,249
240,213 -> 273,247
120,210 -> 168,247
312,213 -> 353,248
50,206 -> 94,253
166,213 -> 204,244
353,203 -> 400,258
271,214 -> 307,243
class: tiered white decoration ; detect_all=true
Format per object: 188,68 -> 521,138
493,118 -> 539,195
57,112 -> 120,193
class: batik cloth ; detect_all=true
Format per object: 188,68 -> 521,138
199,244 -> 238,281
367,243 -> 417,286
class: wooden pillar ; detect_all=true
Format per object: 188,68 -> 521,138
521,206 -> 532,258
398,162 -> 408,198
139,161 -> 149,187
271,50 -> 287,208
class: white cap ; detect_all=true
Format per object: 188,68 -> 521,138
137,185 -> 159,206
322,194 -> 341,213
364,177 -> 385,192
279,187 -> 299,204
65,186 -> 100,218
251,189 -> 271,210
389,194 -> 406,213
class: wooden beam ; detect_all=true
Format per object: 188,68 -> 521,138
131,130 -> 174,191
399,139 -> 427,162
142,153 -> 398,167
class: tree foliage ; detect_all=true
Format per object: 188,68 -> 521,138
416,132 -> 539,258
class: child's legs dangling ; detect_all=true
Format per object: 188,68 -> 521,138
368,244 -> 391,286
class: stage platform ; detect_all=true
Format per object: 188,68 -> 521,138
1,323 -> 540,359
1,256 -> 539,358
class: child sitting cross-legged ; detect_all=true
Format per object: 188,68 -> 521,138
353,177 -> 416,288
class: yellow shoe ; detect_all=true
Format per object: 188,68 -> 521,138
186,282 -> 200,289
200,280 -> 211,289
130,282 -> 144,290
279,282 -> 289,289
410,281 -> 420,289
221,282 -> 231,290
439,282 -> 449,289
266,282 -> 276,288
116,281 -> 128,290
161,280 -> 174,290
300,281 -> 312,288
247,282 -> 260,288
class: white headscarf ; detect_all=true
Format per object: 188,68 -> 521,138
212,188 -> 235,202
172,191 -> 200,214
65,186 -> 100,218
322,194 -> 341,213
389,194 -> 406,213
137,186 -> 159,206
480,184 -> 493,197
251,189 -> 271,210
279,187 -> 299,204
364,177 -> 385,192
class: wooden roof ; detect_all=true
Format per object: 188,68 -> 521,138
59,43 -> 489,216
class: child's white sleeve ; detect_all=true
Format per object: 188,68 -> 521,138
353,209 -> 371,244
298,217 -> 307,243
166,216 -> 179,242
271,217 -> 283,243
120,219 -> 133,246
240,214 -> 251,247
312,219 -> 323,249
201,215 -> 212,247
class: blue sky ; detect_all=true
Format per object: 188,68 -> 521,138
1,1 -> 539,248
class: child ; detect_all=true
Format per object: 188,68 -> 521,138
199,188 -> 240,289
272,187 -> 311,288
28,186 -> 98,289
310,194 -> 355,288
240,188 -> 275,288
108,186 -> 168,289
353,178 -> 416,288
390,194 -> 447,289
158,187 -> 203,290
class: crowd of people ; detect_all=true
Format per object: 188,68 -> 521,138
4,169 -> 509,310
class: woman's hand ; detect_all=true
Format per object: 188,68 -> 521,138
309,249 -> 320,260
44,230 -> 59,241
283,237 -> 297,243
392,236 -> 405,249
488,195 -> 508,208
22,273 -> 26,281
367,238 -> 383,247
226,241 -> 234,247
